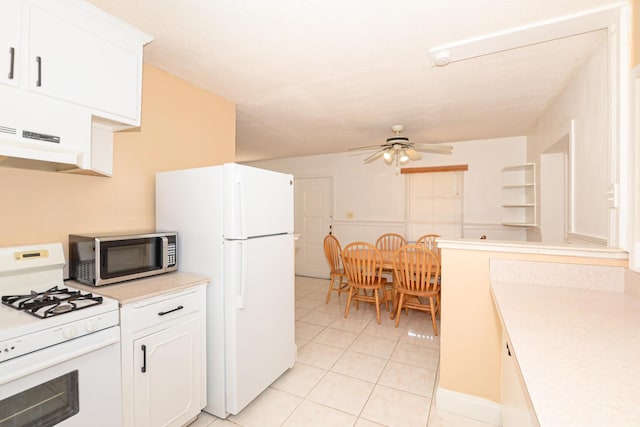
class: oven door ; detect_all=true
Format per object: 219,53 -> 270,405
0,327 -> 121,427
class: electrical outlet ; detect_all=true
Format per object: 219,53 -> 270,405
346,211 -> 354,219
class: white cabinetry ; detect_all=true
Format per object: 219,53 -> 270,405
0,1 -> 22,88
501,330 -> 539,427
501,163 -> 537,226
0,0 -> 152,175
26,1 -> 143,124
121,285 -> 206,427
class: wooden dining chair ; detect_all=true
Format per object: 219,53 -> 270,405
341,242 -> 389,324
323,234 -> 349,304
391,244 -> 441,334
375,233 -> 407,251
416,233 -> 441,260
375,233 -> 407,302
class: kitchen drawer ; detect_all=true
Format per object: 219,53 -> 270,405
121,287 -> 203,334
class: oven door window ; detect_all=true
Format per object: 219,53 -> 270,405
0,370 -> 79,427
100,237 -> 163,279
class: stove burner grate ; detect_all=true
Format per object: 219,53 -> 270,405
1,285 -> 103,319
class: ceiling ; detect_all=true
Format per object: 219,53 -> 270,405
86,0 -> 621,162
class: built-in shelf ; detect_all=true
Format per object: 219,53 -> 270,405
501,163 -> 536,227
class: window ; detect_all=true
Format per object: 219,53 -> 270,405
404,166 -> 466,241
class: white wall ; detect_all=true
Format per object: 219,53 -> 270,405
248,136 -> 528,242
528,36 -> 609,243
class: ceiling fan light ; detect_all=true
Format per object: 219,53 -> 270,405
383,150 -> 392,161
399,150 -> 409,163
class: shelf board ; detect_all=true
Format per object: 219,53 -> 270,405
501,163 -> 535,172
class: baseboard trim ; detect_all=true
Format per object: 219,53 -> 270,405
436,387 -> 501,426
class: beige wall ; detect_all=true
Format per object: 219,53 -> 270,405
527,36 -> 608,242
634,0 -> 639,67
0,64 -> 235,258
438,247 -> 627,403
249,136 -> 529,243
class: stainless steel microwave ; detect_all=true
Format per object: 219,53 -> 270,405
69,232 -> 177,286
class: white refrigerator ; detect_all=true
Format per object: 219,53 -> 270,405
155,163 -> 296,418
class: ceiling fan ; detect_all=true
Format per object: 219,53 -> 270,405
350,124 -> 453,167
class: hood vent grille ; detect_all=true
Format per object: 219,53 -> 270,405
0,125 -> 17,136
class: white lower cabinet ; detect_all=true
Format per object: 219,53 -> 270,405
501,330 -> 539,427
120,285 -> 207,427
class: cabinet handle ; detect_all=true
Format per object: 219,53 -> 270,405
506,342 -> 511,357
158,305 -> 184,316
141,344 -> 147,373
8,47 -> 14,80
35,56 -> 41,87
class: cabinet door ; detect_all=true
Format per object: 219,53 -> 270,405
501,335 -> 539,427
27,3 -> 140,122
0,0 -> 22,88
133,317 -> 202,427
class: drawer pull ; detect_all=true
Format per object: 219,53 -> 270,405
158,305 -> 184,316
141,344 -> 147,373
8,47 -> 15,80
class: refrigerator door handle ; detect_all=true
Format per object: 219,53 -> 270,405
235,179 -> 248,239
237,241 -> 248,309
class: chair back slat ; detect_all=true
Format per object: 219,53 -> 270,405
324,235 -> 343,273
416,233 -> 441,260
393,244 -> 440,294
342,242 -> 384,288
375,233 -> 407,251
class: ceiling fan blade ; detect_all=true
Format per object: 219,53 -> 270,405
413,143 -> 453,154
349,144 -> 383,152
363,149 -> 385,164
406,148 -> 422,161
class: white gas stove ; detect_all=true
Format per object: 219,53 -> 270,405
0,243 -> 122,427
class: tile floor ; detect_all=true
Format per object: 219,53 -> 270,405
189,276 -> 496,427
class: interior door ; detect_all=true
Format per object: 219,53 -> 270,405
294,177 -> 333,278
223,233 -> 295,414
541,151 -> 568,243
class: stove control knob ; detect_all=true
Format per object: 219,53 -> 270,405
63,326 -> 78,340
85,320 -> 97,332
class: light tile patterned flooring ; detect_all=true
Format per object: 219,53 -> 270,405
189,276 -> 496,427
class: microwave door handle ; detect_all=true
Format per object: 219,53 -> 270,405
161,236 -> 169,271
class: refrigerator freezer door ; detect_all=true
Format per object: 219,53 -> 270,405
223,163 -> 294,239
223,233 -> 296,414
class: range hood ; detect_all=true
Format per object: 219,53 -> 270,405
0,86 -> 92,172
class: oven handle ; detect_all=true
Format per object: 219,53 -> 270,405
0,328 -> 120,386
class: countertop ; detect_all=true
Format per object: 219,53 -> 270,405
491,281 -> 640,426
438,238 -> 628,260
68,271 -> 210,305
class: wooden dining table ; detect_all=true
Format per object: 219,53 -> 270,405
378,248 -> 441,270
379,249 -> 396,270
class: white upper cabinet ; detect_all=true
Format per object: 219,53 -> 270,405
0,0 -> 152,175
0,1 -> 22,88
25,0 -> 151,126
